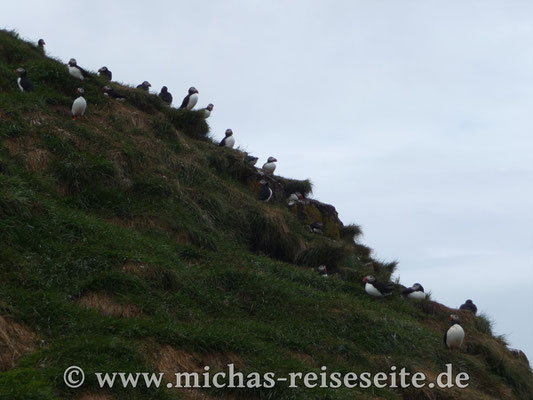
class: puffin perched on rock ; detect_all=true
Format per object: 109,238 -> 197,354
244,154 -> 259,166
180,87 -> 199,110
201,104 -> 214,118
98,66 -> 112,80
14,68 -> 34,92
401,283 -> 426,300
68,58 -> 90,80
362,275 -> 394,297
102,85 -> 126,101
219,129 -> 235,148
258,180 -> 273,202
288,192 -> 303,206
37,39 -> 46,53
444,314 -> 465,351
459,299 -> 477,314
158,86 -> 173,105
318,265 -> 328,278
262,157 -> 277,174
71,88 -> 87,120
136,81 -> 151,91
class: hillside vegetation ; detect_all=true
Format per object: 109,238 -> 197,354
0,30 -> 532,400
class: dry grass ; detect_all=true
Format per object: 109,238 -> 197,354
0,315 -> 37,371
78,293 -> 142,318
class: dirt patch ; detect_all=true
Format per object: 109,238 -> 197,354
0,316 -> 38,371
78,293 -> 141,318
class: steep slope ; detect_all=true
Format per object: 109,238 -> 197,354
0,30 -> 532,400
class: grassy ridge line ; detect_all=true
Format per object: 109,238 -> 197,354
1,29 -> 532,400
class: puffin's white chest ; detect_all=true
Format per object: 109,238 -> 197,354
69,66 -> 84,80
263,162 -> 276,174
187,93 -> 198,110
446,324 -> 465,349
203,109 -> 211,118
224,136 -> 235,148
17,77 -> 23,91
72,96 -> 87,116
365,282 -> 384,297
407,291 -> 426,300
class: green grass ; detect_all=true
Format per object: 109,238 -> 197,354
1,29 -> 532,400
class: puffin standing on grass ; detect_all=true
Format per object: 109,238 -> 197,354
219,129 -> 235,148
71,88 -> 87,120
318,265 -> 329,278
362,275 -> 394,297
14,68 -> 34,92
201,103 -> 214,118
444,314 -> 465,351
102,85 -> 126,101
98,66 -> 112,80
37,39 -> 46,53
459,299 -> 478,314
159,86 -> 173,105
262,157 -> 277,174
179,87 -> 199,110
401,283 -> 426,300
137,81 -> 151,91
258,180 -> 273,202
68,58 -> 90,80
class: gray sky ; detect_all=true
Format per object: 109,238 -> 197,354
3,0 -> 532,358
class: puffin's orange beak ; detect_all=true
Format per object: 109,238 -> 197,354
362,277 -> 367,282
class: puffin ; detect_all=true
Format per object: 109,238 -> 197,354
102,85 -> 126,101
14,68 -> 34,92
202,103 -> 214,118
136,81 -> 151,91
444,314 -> 465,351
98,66 -> 112,80
262,157 -> 277,174
287,192 -> 303,206
244,154 -> 259,166
37,39 -> 45,53
258,180 -> 273,202
219,129 -> 235,148
310,222 -> 324,234
318,265 -> 328,278
159,86 -> 173,105
400,283 -> 426,300
68,58 -> 90,80
362,275 -> 394,297
71,88 -> 87,120
179,87 -> 199,110
459,299 -> 478,314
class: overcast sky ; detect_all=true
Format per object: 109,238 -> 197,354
3,1 -> 532,358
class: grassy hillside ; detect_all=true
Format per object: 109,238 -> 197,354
0,29 -> 532,400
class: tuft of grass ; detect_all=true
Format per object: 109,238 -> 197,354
165,108 -> 209,140
276,177 -> 313,197
340,223 -> 362,243
295,240 -> 349,269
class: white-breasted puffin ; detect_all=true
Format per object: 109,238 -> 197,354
14,68 -> 34,92
137,81 -> 151,91
37,39 -> 45,53
68,58 -> 90,80
459,299 -> 478,314
202,103 -> 214,118
310,222 -> 323,234
258,180 -> 273,202
318,265 -> 328,278
102,85 -> 126,101
262,157 -> 277,174
159,86 -> 173,105
287,192 -> 303,206
401,283 -> 426,300
71,88 -> 87,120
362,275 -> 394,297
219,129 -> 235,148
444,314 -> 465,351
179,87 -> 199,110
98,66 -> 112,81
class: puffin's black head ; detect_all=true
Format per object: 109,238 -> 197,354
76,88 -> 85,95
207,103 -> 214,111
466,299 -> 473,304
68,58 -> 77,66
38,39 -> 45,46
318,265 -> 327,274
413,283 -> 424,291
14,67 -> 27,76
98,66 -> 108,72
362,275 -> 376,284
102,85 -> 112,93
225,129 -> 233,137
188,87 -> 198,94
161,86 -> 168,93
267,156 -> 277,163
450,314 -> 460,324
259,179 -> 268,186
